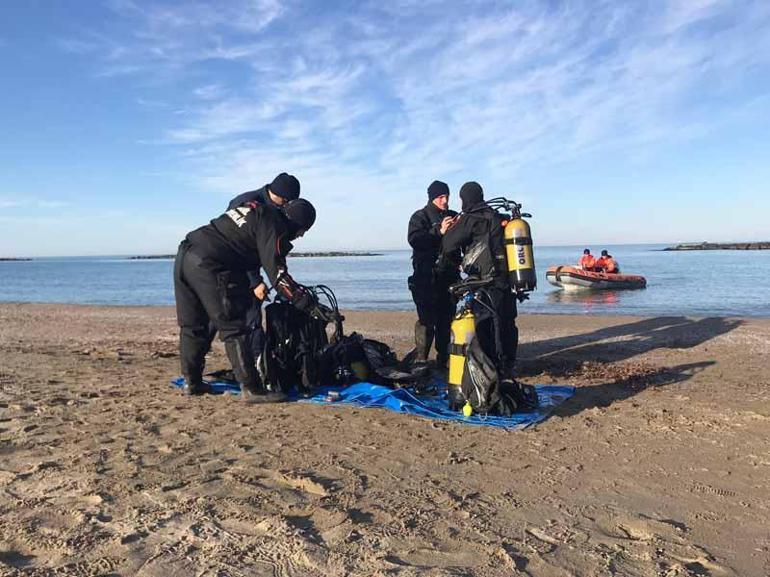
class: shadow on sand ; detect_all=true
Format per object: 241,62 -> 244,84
519,316 -> 741,372
517,316 -> 741,416
551,360 -> 716,419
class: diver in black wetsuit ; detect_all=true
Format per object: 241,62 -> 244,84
173,199 -> 316,403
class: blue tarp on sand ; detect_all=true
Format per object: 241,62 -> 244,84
170,377 -> 574,430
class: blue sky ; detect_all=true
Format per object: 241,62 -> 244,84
1,0 -> 769,257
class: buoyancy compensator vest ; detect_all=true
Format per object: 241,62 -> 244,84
262,301 -> 330,394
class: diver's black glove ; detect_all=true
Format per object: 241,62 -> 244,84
516,291 -> 530,303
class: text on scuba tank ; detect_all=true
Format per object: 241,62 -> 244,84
225,206 -> 252,228
517,245 -> 527,266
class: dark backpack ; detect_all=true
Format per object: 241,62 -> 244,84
363,341 -> 432,389
318,334 -> 432,389
262,302 -> 329,394
461,336 -> 538,416
318,332 -> 369,386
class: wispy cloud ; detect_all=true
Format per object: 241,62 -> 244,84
0,198 -> 70,210
58,0 -> 770,246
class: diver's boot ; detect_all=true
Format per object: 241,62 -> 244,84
414,322 -> 434,365
225,337 -> 286,403
239,381 -> 287,404
179,326 -> 211,396
182,376 -> 210,396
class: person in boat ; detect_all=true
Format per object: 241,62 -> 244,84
407,180 -> 460,368
579,248 -> 596,270
440,181 -> 519,382
225,173 -> 301,360
174,198 -> 318,402
594,250 -> 619,273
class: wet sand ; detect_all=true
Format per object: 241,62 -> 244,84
0,303 -> 768,576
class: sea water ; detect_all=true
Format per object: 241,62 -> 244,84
1,245 -> 769,317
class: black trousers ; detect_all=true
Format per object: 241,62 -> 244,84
245,300 -> 265,359
173,241 -> 256,387
211,299 -> 264,362
473,284 -> 519,378
408,273 -> 457,357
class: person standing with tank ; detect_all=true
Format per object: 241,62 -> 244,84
439,181 -> 520,381
174,198 -> 318,402
407,180 -> 460,368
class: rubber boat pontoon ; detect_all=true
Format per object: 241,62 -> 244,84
546,266 -> 646,291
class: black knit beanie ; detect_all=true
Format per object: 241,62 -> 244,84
270,173 -> 300,201
459,181 -> 484,211
282,199 -> 316,236
427,180 -> 449,201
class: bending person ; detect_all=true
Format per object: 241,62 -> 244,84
174,199 -> 317,402
440,182 -> 519,380
225,173 -> 302,359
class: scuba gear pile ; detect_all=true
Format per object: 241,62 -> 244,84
320,332 -> 431,390
447,278 -> 539,415
261,284 -> 342,394
261,284 -> 430,394
448,278 -> 495,410
319,332 -> 370,386
447,280 -> 488,410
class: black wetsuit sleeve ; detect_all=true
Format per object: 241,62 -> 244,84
254,216 -> 288,288
254,215 -> 314,310
439,215 -> 475,273
228,191 -> 254,210
440,215 -> 470,255
229,189 -> 266,287
246,271 -> 265,289
407,210 -> 440,251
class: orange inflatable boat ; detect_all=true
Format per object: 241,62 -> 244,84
546,265 -> 646,291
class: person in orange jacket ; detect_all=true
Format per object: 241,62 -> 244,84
595,250 -> 619,273
579,248 -> 595,270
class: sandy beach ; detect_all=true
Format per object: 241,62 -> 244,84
0,302 -> 768,576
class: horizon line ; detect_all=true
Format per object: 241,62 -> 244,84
5,240 -> 770,259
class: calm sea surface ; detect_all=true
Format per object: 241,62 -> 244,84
1,245 -> 769,317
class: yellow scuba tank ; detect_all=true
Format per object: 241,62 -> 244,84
448,309 -> 475,410
350,360 -> 368,381
504,216 -> 537,292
